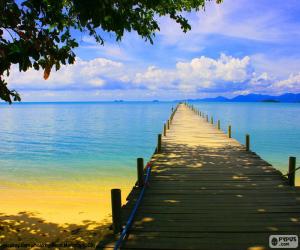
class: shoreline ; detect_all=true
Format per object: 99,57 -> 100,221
0,181 -> 133,225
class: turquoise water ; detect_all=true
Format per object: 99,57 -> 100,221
0,101 -> 299,187
193,102 -> 300,181
0,102 -> 174,187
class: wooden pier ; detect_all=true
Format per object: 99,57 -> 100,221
103,103 -> 300,250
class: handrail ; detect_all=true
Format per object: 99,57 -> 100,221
114,163 -> 152,250
283,166 -> 300,177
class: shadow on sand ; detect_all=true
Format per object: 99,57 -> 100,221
0,211 -> 116,249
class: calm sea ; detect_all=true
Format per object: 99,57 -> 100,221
0,101 -> 299,187
194,102 -> 300,182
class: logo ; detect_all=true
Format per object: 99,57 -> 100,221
269,235 -> 298,248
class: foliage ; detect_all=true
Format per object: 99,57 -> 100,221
0,0 -> 222,103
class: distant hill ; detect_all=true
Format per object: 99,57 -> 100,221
185,93 -> 300,103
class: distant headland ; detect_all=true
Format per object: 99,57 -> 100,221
182,93 -> 300,103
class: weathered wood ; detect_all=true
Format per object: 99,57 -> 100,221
228,125 -> 232,138
218,120 -> 220,130
163,123 -> 166,136
157,134 -> 162,153
104,104 -> 300,250
288,156 -> 296,186
111,189 -> 122,234
246,134 -> 250,151
137,158 -> 144,187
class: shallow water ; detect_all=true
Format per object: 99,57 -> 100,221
0,102 -> 174,190
0,101 -> 299,205
193,102 -> 300,182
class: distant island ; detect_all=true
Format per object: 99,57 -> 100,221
182,93 -> 300,103
261,99 -> 280,103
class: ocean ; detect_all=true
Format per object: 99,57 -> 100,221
193,102 -> 300,180
0,101 -> 299,223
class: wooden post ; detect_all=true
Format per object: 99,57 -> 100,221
167,120 -> 170,129
228,125 -> 232,138
210,117 -> 214,124
163,123 -> 167,136
245,134 -> 250,151
111,189 -> 122,233
137,158 -> 144,187
200,111 -> 202,116
218,120 -> 220,130
288,156 -> 296,186
206,115 -> 208,122
157,134 -> 162,153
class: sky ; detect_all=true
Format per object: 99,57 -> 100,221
6,0 -> 300,101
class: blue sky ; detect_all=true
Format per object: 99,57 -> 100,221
7,0 -> 300,101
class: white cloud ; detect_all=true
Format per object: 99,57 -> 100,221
133,53 -> 251,92
249,72 -> 272,86
88,78 -> 105,87
7,53 -> 252,93
272,73 -> 300,92
7,57 -> 126,90
251,54 -> 300,79
80,36 -> 131,61
158,0 -> 300,46
134,66 -> 176,90
6,53 -> 300,100
177,54 -> 250,83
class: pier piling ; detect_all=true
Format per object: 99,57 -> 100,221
157,134 -> 162,153
288,156 -> 296,186
228,125 -> 232,138
111,189 -> 122,234
137,158 -> 144,187
246,134 -> 250,151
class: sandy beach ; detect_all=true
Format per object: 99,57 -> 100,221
0,182 -> 133,248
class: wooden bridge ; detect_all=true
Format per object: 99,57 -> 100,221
103,103 -> 300,250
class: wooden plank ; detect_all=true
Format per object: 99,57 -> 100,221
102,103 -> 300,250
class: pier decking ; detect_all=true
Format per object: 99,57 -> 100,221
104,103 -> 300,250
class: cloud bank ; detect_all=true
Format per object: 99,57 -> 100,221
6,53 -> 300,101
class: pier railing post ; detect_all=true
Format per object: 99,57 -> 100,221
111,189 -> 122,234
206,115 -> 208,122
245,134 -> 250,151
137,158 -> 144,187
157,134 -> 162,153
167,120 -> 170,129
163,123 -> 167,136
211,117 -> 214,124
228,125 -> 232,138
218,120 -> 220,130
288,156 -> 296,186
